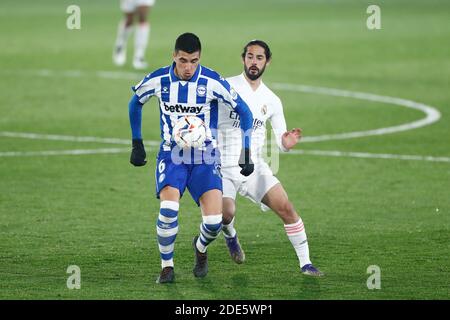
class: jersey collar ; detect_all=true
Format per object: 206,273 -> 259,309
240,72 -> 263,92
169,62 -> 201,83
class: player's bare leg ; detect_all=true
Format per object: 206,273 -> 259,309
222,197 -> 245,263
155,186 -> 180,284
133,5 -> 151,70
113,12 -> 134,66
192,189 -> 223,278
262,183 -> 324,277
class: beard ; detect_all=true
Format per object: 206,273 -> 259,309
244,64 -> 266,81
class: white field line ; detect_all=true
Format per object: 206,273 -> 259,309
0,131 -> 448,162
23,69 -> 143,81
271,83 -> 441,142
1,144 -> 449,163
0,131 -> 160,147
0,148 -> 129,157
0,69 -> 445,162
287,149 -> 450,163
5,69 -> 442,142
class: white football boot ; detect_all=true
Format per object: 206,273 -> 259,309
113,45 -> 126,67
132,56 -> 148,70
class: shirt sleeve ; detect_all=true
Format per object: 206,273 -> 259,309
213,77 -> 253,149
129,94 -> 144,139
269,97 -> 289,152
132,73 -> 157,104
128,73 -> 156,139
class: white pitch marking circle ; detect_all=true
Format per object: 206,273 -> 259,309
12,69 -> 442,142
270,82 -> 441,142
0,69 -> 442,161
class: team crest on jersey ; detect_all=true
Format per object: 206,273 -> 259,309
162,86 -> 169,93
196,85 -> 207,97
261,104 -> 267,115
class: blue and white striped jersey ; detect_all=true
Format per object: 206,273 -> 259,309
132,62 -> 252,152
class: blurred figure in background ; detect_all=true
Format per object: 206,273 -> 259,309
113,0 -> 155,70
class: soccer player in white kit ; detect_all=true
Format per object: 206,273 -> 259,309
113,0 -> 155,70
218,40 -> 324,276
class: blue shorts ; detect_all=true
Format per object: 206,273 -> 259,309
154,151 -> 222,206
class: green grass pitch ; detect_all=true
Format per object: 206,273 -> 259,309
0,0 -> 449,299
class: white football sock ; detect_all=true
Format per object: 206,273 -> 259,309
115,19 -> 133,49
134,22 -> 150,60
284,218 -> 312,268
222,217 -> 237,238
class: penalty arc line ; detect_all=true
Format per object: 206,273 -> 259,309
270,83 -> 441,142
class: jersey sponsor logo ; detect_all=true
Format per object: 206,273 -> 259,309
163,102 -> 203,114
229,110 -> 240,120
196,85 -> 207,97
229,110 -> 264,130
252,119 -> 264,129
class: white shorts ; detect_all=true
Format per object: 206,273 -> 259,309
120,0 -> 155,13
221,164 -> 280,212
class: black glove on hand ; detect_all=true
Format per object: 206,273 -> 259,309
239,147 -> 254,176
130,139 -> 147,166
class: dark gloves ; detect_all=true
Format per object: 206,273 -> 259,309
130,139 -> 147,166
239,148 -> 254,177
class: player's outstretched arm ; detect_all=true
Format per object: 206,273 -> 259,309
129,94 -> 147,166
281,128 -> 302,150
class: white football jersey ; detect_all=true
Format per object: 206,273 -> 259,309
218,73 -> 289,169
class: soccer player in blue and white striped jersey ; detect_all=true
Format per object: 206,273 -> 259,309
128,33 -> 254,283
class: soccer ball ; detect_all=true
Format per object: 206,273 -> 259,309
172,115 -> 207,148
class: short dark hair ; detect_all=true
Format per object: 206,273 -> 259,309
174,33 -> 202,54
241,39 -> 272,60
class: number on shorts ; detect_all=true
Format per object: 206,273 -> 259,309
158,160 -> 166,173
